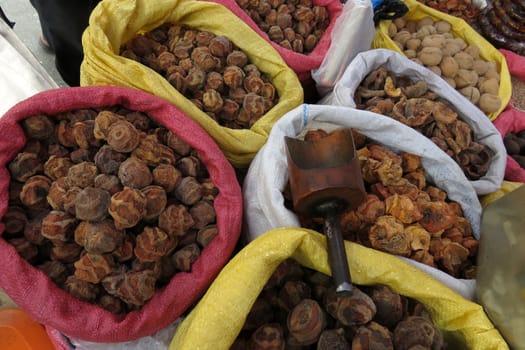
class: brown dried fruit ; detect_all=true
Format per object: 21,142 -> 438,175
9,152 -> 44,182
118,157 -> 153,189
152,164 -> 182,192
196,225 -> 218,248
74,253 -> 116,284
66,161 -> 98,188
249,324 -> 285,350
352,321 -> 393,350
94,145 -> 127,175
189,200 -> 216,229
172,243 -> 201,272
134,226 -> 177,262
369,215 -> 411,256
106,120 -> 140,153
132,134 -> 177,166
64,275 -> 101,302
393,316 -> 442,350
175,177 -> 203,205
41,210 -> 77,244
2,206 -> 27,235
77,219 -> 125,254
8,237 -> 39,262
108,187 -> 148,230
368,284 -> 404,329
22,115 -> 55,140
385,194 -> 422,224
19,175 -> 52,209
94,174 -> 123,195
74,187 -> 111,222
324,287 -> 377,326
355,194 -> 385,224
419,201 -> 457,233
50,242 -> 83,263
158,204 -> 195,236
287,299 -> 326,345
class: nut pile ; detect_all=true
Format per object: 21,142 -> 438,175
387,15 -> 502,115
120,24 -> 279,129
285,129 -> 478,279
354,66 -> 492,181
235,0 -> 330,54
503,131 -> 525,168
231,258 -> 445,349
416,0 -> 480,24
3,108 -> 220,313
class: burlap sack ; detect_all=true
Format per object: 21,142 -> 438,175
0,86 -> 242,342
371,0 -> 511,121
80,0 -> 304,168
170,229 -> 509,349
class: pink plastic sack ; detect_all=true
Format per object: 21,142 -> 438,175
205,0 -> 343,83
493,49 -> 525,183
0,86 -> 243,342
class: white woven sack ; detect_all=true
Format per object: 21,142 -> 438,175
243,103 -> 480,299
320,48 -> 505,195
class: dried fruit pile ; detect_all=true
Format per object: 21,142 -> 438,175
417,0 -> 480,24
120,24 -> 279,129
354,66 -> 492,181
4,108 -> 219,313
387,15 -> 502,115
235,0 -> 330,54
231,259 -> 445,349
503,131 -> 525,168
286,129 -> 478,279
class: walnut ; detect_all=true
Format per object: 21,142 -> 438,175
108,187 -> 147,229
369,215 -> 411,256
9,152 -> 43,182
118,157 -> 153,189
66,161 -> 98,188
158,204 -> 195,236
74,187 -> 111,221
141,185 -> 167,221
74,253 -> 116,284
134,226 -> 177,262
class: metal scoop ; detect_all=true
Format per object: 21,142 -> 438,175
285,128 -> 366,296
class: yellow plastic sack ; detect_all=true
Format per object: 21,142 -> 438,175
170,228 -> 508,350
480,180 -> 524,208
371,0 -> 511,121
80,0 -> 304,167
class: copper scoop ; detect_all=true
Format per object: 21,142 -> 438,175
285,128 -> 366,296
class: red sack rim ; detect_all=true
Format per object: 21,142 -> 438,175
207,0 -> 343,81
0,85 -> 242,342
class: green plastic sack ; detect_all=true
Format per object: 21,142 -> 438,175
80,0 -> 304,167
170,228 -> 508,350
371,0 -> 511,122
